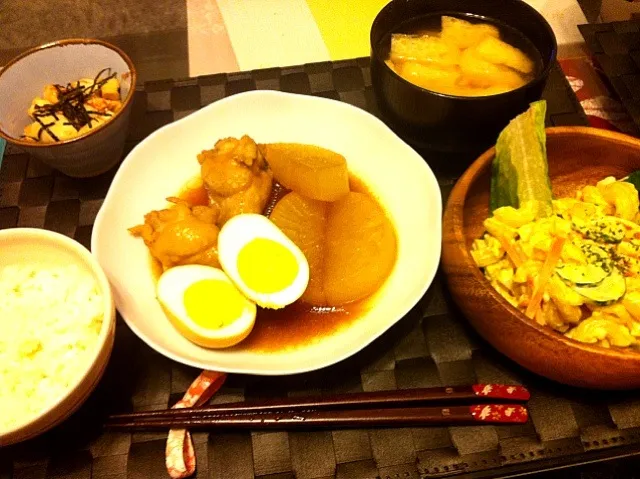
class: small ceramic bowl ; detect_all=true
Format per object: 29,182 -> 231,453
0,228 -> 116,446
370,0 -> 557,156
442,127 -> 640,390
0,39 -> 136,177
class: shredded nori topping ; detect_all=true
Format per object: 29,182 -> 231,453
21,68 -> 118,142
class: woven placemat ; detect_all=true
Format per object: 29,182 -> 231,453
3,58 -> 636,479
579,21 -> 640,131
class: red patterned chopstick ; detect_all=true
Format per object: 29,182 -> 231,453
106,403 -> 528,430
106,384 -> 529,430
110,384 -> 528,422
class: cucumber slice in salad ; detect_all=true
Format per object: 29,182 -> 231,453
572,267 -> 626,306
556,263 -> 609,287
572,216 -> 626,244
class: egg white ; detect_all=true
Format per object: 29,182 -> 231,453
156,264 -> 257,348
218,214 -> 310,309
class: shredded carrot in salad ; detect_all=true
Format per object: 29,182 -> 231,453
495,233 -> 524,268
525,236 -> 566,319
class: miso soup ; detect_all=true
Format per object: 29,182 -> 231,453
383,13 -> 543,97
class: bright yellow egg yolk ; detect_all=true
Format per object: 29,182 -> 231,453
236,238 -> 299,293
183,279 -> 247,329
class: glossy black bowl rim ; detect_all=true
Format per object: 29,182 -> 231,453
370,0 -> 558,102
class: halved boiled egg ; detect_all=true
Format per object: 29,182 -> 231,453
218,214 -> 310,309
157,265 -> 257,348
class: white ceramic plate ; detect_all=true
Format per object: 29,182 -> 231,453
92,90 -> 442,375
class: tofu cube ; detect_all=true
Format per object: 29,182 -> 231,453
399,61 -> 461,93
460,48 -> 526,89
474,36 -> 534,74
101,77 -> 121,100
390,33 -> 460,68
441,16 -> 500,50
43,84 -> 59,104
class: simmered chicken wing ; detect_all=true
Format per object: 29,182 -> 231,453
198,135 -> 273,226
129,197 -> 221,270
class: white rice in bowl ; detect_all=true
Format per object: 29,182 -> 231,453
0,263 -> 103,433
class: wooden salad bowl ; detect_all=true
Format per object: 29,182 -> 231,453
442,126 -> 640,390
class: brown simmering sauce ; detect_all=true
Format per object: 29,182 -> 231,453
239,300 -> 370,351
150,175 -> 393,352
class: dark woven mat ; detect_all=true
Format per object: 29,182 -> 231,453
579,20 -> 640,132
3,58 -> 638,479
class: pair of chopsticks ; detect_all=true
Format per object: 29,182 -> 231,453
105,384 -> 530,431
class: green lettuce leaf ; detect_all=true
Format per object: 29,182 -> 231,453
490,100 -> 553,219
